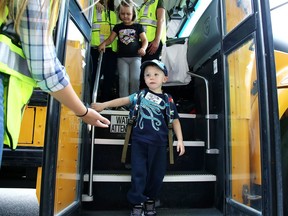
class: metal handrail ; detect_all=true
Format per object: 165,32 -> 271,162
92,52 -> 103,104
187,71 -> 219,154
83,52 -> 103,202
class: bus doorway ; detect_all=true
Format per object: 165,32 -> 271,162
222,0 -> 283,215
1,0 -> 285,215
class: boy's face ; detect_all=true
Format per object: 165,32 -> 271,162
143,65 -> 168,93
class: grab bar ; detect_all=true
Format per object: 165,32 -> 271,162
187,72 -> 219,154
82,51 -> 103,202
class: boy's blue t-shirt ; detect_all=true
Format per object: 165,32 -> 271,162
128,89 -> 179,146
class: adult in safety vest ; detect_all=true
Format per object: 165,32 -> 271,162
0,6 -> 37,165
0,2 -> 111,167
138,0 -> 166,62
137,0 -> 166,89
90,0 -> 119,101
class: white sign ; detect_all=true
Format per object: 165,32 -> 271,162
110,115 -> 128,133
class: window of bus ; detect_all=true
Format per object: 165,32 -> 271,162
76,0 -> 92,19
224,0 -> 253,35
54,19 -> 87,214
178,0 -> 212,38
226,37 -> 262,212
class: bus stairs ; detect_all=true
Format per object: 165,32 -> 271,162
81,110 -> 221,214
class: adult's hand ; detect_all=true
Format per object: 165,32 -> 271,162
96,2 -> 104,13
81,108 -> 110,127
147,40 -> 160,55
50,85 -> 110,128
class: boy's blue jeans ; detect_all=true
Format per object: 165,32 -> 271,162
127,139 -> 167,205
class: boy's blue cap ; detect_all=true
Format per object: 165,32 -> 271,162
140,59 -> 168,76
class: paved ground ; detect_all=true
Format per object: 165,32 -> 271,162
0,188 -> 223,215
0,188 -> 39,216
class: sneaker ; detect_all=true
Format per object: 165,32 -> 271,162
144,200 -> 157,216
130,204 -> 144,216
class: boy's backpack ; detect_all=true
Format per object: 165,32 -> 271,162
121,89 -> 175,164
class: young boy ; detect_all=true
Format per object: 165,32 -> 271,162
91,59 -> 185,216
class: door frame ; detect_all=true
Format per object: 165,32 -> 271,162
221,0 -> 283,215
39,1 -> 93,215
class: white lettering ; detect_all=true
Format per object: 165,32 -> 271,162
110,124 -> 127,133
110,115 -> 129,133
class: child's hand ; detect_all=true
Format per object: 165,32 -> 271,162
138,48 -> 146,57
177,141 -> 185,156
91,102 -> 105,112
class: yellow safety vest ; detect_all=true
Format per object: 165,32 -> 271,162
91,7 -> 118,52
0,7 -> 36,149
138,0 -> 166,44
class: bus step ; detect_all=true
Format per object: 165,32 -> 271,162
82,171 -> 216,209
83,171 -> 216,182
93,138 -> 204,147
81,208 -> 223,215
92,144 -> 206,171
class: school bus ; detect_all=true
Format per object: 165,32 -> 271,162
0,0 -> 287,215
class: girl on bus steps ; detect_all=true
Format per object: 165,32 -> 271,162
98,0 -> 148,98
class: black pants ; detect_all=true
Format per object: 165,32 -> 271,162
89,47 -> 118,101
127,139 -> 167,205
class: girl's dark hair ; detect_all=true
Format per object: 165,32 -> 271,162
117,0 -> 137,21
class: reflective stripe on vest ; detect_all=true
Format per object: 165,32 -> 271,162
0,36 -> 35,85
138,18 -> 157,28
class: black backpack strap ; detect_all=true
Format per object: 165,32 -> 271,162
164,93 -> 175,164
168,122 -> 174,164
121,89 -> 147,163
121,118 -> 134,163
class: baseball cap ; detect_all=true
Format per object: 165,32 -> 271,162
140,59 -> 168,76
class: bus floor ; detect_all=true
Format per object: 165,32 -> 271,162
81,208 -> 223,216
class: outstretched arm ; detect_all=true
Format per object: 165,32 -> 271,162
19,1 -> 110,128
91,96 -> 131,112
172,119 -> 185,156
50,84 -> 110,127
